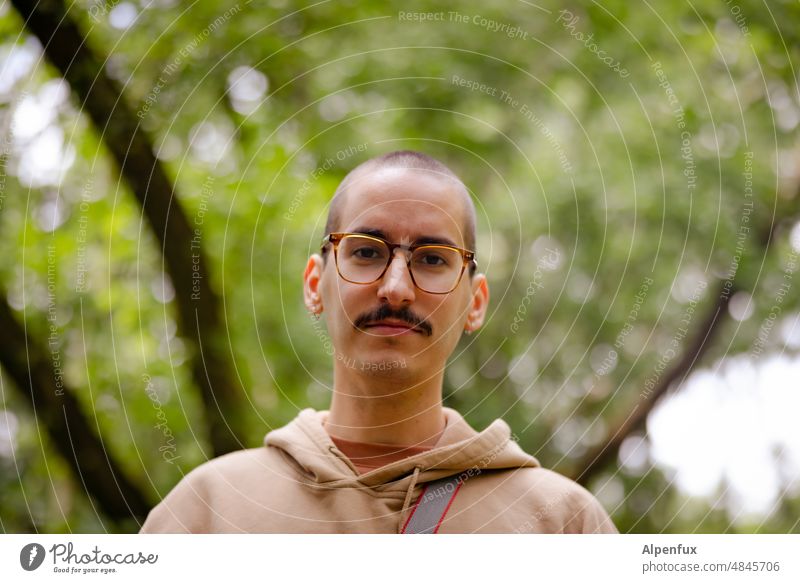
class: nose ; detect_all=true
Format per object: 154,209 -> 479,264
376,250 -> 416,306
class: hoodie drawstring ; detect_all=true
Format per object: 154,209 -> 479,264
399,466 -> 422,533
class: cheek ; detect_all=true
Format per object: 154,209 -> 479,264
320,268 -> 344,318
324,276 -> 373,323
430,296 -> 469,336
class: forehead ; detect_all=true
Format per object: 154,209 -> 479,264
337,167 -> 468,246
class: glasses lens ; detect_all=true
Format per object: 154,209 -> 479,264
337,235 -> 391,283
410,246 -> 464,293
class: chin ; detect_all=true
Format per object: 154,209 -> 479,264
356,356 -> 410,375
351,341 -> 411,369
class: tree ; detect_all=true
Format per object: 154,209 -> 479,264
9,0 -> 245,458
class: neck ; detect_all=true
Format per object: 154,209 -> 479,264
325,360 -> 446,447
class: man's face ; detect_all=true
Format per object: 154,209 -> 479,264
304,167 -> 488,381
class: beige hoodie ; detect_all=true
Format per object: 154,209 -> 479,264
140,407 -> 617,533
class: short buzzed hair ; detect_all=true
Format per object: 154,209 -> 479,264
323,151 -> 477,270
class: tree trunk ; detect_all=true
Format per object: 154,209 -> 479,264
10,0 -> 244,456
0,297 -> 151,526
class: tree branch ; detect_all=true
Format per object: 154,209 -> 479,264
571,181 -> 800,486
571,280 -> 733,485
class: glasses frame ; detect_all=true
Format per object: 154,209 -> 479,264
321,232 -> 476,295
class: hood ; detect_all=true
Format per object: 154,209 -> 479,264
264,407 -> 539,491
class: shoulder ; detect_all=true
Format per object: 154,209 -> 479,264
478,466 -> 618,533
172,447 -> 283,497
515,466 -> 594,499
139,447 -> 283,533
186,447 -> 278,482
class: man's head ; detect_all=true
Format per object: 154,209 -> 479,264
303,150 -> 489,383
323,151 -> 477,260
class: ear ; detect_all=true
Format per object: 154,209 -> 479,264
464,273 -> 489,333
303,253 -> 325,315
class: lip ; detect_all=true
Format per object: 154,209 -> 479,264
363,319 -> 421,336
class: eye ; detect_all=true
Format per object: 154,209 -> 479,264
415,251 -> 449,267
351,245 -> 386,260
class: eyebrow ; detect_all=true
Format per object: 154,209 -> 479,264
351,228 -> 458,248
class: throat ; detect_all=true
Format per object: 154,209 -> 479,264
324,395 -> 446,449
328,433 -> 441,474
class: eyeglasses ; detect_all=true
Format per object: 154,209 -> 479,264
321,232 -> 476,294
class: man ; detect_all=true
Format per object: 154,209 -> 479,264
140,150 -> 617,534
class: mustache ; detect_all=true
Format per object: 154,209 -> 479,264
353,304 -> 433,337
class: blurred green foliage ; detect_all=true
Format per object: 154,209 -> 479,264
0,0 -> 798,533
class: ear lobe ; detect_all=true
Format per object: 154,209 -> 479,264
303,254 -> 324,314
